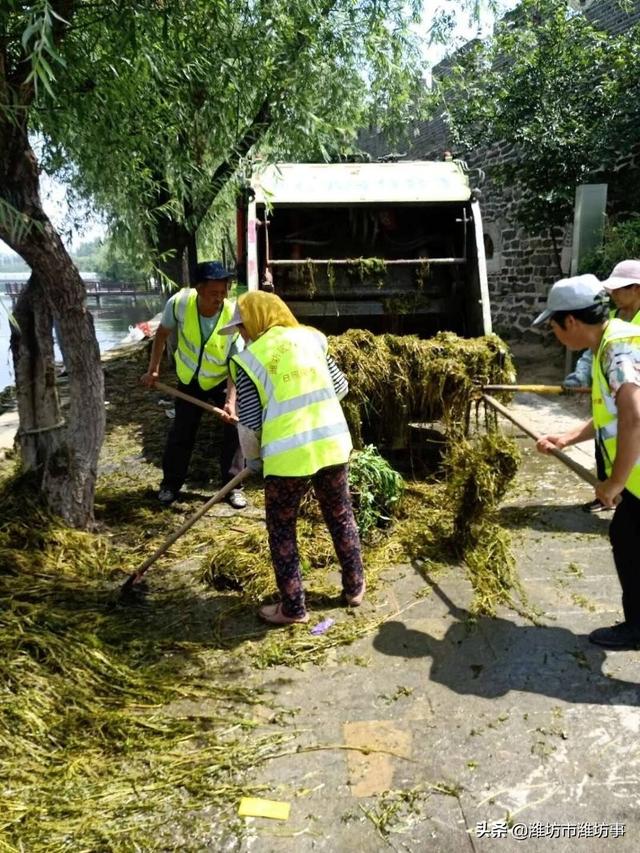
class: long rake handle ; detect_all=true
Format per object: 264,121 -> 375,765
154,381 -> 238,422
482,393 -> 599,488
482,384 -> 591,395
121,467 -> 252,591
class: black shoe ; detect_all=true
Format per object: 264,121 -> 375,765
581,498 -> 608,513
589,622 -> 640,650
158,488 -> 177,505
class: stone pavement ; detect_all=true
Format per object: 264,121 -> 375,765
4,343 -> 639,850
234,373 -> 640,852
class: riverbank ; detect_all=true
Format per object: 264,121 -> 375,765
0,409 -> 18,456
0,292 -> 165,393
0,318 -> 158,456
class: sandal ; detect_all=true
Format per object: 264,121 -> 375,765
345,580 -> 366,607
258,602 -> 309,625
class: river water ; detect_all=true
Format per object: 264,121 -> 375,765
0,293 -> 166,393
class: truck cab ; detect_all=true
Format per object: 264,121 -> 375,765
237,161 -> 491,337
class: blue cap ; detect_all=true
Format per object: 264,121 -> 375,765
195,260 -> 235,283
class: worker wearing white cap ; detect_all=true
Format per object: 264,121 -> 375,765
533,271 -> 640,650
563,261 -> 640,513
602,259 -> 640,322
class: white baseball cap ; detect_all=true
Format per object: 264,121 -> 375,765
601,259 -> 640,291
218,301 -> 243,335
532,274 -> 606,326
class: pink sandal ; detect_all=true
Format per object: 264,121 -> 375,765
258,602 -> 309,625
345,580 -> 366,607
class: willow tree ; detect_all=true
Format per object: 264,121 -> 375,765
38,0 -> 431,286
2,0 -> 487,527
1,1 -> 106,527
0,1 -> 198,524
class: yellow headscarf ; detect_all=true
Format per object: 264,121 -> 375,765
238,291 -> 299,341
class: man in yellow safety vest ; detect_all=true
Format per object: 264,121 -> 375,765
563,260 -> 640,513
140,261 -> 246,509
533,265 -> 640,649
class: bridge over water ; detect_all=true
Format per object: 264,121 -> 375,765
1,278 -> 159,305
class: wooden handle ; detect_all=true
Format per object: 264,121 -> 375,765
153,381 -> 238,422
482,384 -> 591,395
121,467 -> 252,591
482,393 -> 599,488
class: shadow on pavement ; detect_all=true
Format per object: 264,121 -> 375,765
373,578 -> 640,705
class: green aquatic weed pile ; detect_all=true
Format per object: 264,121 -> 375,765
0,480 -> 290,851
293,444 -> 405,538
446,432 -> 522,614
203,434 -> 521,625
0,332 -> 522,846
0,457 -> 407,848
348,445 -> 405,537
329,329 -> 514,448
393,433 -> 522,615
325,329 -> 521,612
201,494 -> 402,671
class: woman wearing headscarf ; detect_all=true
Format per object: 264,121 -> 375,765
219,291 -> 365,625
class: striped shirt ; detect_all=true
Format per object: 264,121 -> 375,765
236,355 -> 348,431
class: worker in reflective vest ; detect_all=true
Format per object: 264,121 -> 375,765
563,262 -> 640,513
140,260 -> 246,509
219,291 -> 365,625
533,265 -> 640,650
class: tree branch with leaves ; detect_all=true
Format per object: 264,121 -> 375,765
437,0 -> 640,245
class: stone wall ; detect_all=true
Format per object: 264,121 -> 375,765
465,143 -> 573,340
579,0 -> 640,33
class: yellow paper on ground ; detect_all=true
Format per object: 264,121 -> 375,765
238,797 -> 291,821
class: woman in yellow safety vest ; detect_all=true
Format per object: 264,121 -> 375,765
219,291 -> 365,625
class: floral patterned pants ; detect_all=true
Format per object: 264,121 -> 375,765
264,463 -> 364,618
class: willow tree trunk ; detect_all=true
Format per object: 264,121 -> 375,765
10,275 -> 65,472
1,120 -> 105,527
154,216 -> 198,287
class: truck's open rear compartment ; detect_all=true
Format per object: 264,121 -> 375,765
244,162 -> 490,338
258,202 -> 480,336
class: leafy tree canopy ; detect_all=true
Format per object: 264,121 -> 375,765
436,0 -> 640,233
6,1 -> 501,282
581,215 -> 640,277
25,0 -> 431,278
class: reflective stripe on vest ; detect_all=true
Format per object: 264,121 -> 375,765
174,291 -> 236,389
262,421 -> 349,459
230,346 -> 337,418
232,326 -> 352,477
592,318 -> 640,498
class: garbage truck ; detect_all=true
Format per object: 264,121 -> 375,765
235,160 -> 491,337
